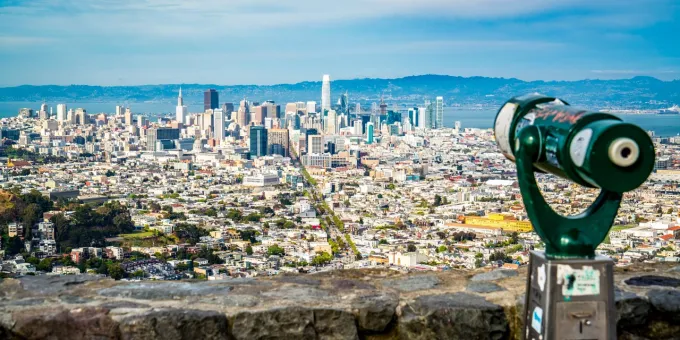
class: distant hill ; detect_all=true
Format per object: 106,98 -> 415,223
1,75 -> 678,109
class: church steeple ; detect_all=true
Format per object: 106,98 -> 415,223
177,87 -> 183,107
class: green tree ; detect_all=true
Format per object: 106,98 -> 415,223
434,195 -> 442,207
22,203 -> 42,239
175,263 -> 189,272
97,262 -> 109,275
311,252 -> 332,266
267,244 -> 285,257
437,245 -> 448,253
108,263 -> 125,280
407,244 -> 417,252
133,270 -> 145,278
37,258 -> 52,272
245,244 -> 253,255
509,232 -> 519,245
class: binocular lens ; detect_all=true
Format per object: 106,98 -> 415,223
608,138 -> 639,167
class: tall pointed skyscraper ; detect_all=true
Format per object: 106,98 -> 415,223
176,87 -> 188,125
321,75 -> 331,114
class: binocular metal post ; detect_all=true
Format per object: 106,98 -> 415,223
525,252 -> 615,340
493,94 -> 655,340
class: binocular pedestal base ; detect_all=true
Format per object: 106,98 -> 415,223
524,251 -> 616,340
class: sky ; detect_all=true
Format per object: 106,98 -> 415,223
0,0 -> 678,86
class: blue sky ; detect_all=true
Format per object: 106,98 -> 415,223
0,0 -> 678,86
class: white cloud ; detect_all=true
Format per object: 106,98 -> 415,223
0,36 -> 56,45
591,70 -> 678,75
0,0 -> 662,40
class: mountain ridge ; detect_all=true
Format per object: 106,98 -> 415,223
1,74 -> 678,109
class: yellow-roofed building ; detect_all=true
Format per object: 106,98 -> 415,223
463,214 -> 533,233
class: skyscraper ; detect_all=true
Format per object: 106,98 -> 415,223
204,89 -> 219,111
146,127 -> 180,151
308,135 -> 323,155
366,122 -> 374,144
115,105 -> 123,116
56,104 -> 67,122
39,103 -> 48,120
408,108 -> 419,127
379,97 -> 387,116
355,103 -> 361,115
253,106 -> 267,125
435,96 -> 444,129
249,125 -> 268,157
307,101 -> 317,114
339,92 -> 349,115
268,128 -> 289,157
213,108 -> 225,142
124,108 -> 133,126
321,75 -> 331,114
424,100 -> 434,129
238,99 -> 250,127
176,87 -> 188,124
75,108 -> 88,125
222,103 -> 235,115
326,110 -> 337,135
418,107 -> 427,129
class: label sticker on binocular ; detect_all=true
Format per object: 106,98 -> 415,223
556,265 -> 601,297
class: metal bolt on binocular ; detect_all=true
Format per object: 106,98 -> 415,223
494,94 -> 655,340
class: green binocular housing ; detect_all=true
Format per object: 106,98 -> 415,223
495,94 -> 655,193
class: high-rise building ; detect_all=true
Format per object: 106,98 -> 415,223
326,110 -> 337,135
222,103 -> 235,115
435,96 -> 444,129
137,115 -> 147,128
355,103 -> 361,115
366,122 -> 374,144
268,128 -> 289,157
176,87 -> 188,125
146,127 -> 180,151
321,75 -> 331,114
339,92 -> 349,115
39,103 -> 48,120
237,99 -> 250,126
418,107 -> 427,129
202,111 -> 213,133
308,135 -> 323,155
379,97 -> 388,116
75,108 -> 88,125
353,119 -> 363,135
124,108 -> 133,126
285,103 -> 297,115
262,101 -> 280,119
306,101 -> 317,114
423,100 -> 434,129
249,125 -> 268,157
115,105 -> 124,116
56,104 -> 67,122
204,89 -> 219,111
253,106 -> 267,125
408,108 -> 419,127
213,108 -> 225,142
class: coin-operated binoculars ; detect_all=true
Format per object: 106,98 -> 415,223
494,94 -> 655,340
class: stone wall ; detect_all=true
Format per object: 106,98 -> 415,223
0,264 -> 678,340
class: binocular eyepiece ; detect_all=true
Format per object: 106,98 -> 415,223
494,94 -> 655,193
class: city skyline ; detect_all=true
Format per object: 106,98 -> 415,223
0,0 -> 679,86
